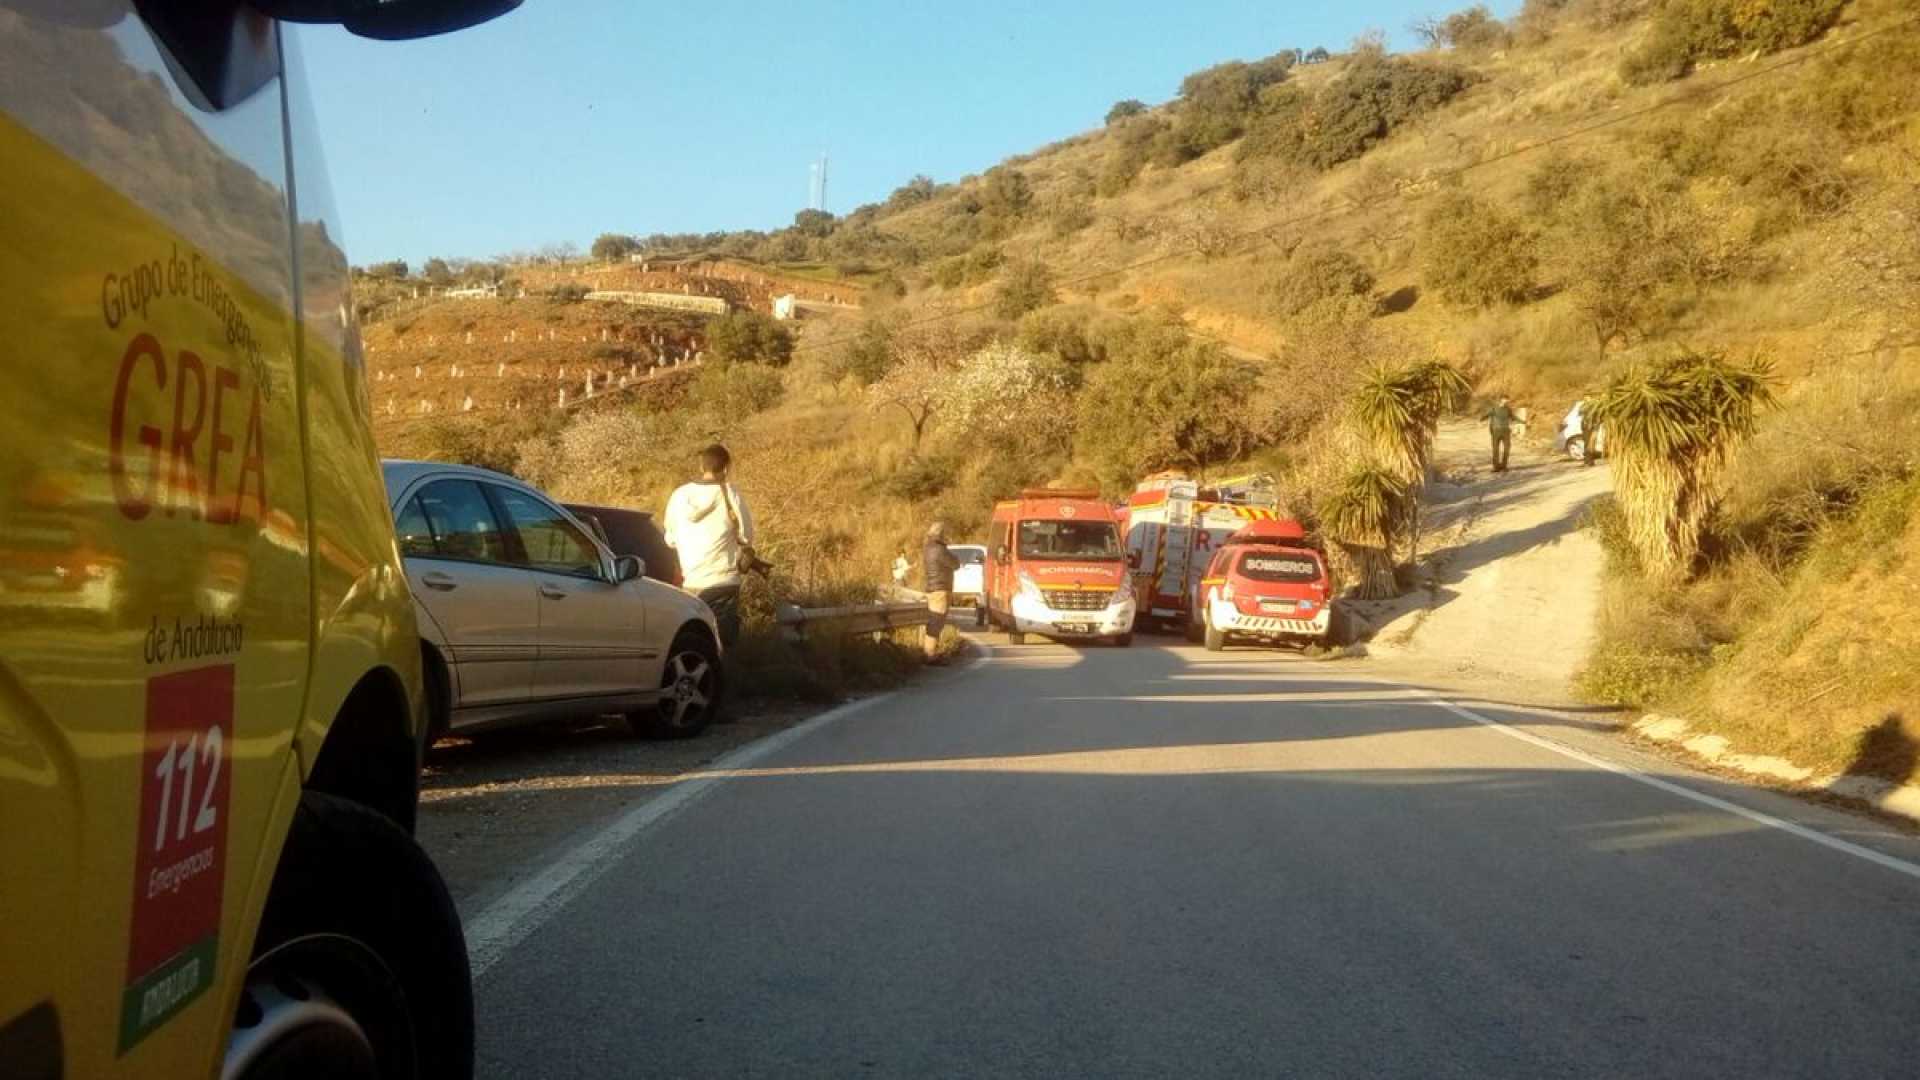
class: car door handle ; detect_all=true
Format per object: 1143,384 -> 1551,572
539,584 -> 567,600
420,572 -> 458,591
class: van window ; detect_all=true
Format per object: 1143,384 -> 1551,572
414,479 -> 512,564
494,487 -> 603,579
1018,519 -> 1120,561
1237,550 -> 1321,583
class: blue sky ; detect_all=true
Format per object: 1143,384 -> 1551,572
299,1 -> 1513,266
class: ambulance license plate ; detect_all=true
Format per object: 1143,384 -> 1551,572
1261,600 -> 1296,612
1055,622 -> 1095,635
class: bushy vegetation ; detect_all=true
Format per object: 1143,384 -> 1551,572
1265,249 -> 1376,316
706,311 -> 795,367
1621,0 -> 1848,85
1238,56 -> 1473,170
1418,191 -> 1538,307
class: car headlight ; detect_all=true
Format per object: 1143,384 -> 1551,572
1017,572 -> 1043,601
1109,578 -> 1133,605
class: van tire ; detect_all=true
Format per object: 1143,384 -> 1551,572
1114,633 -> 1133,647
632,629 -> 721,739
1204,618 -> 1225,652
1007,630 -> 1026,645
1564,435 -> 1586,462
974,605 -> 987,629
1185,617 -> 1204,644
231,791 -> 472,1080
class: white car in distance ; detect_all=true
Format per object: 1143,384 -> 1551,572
950,543 -> 988,626
383,460 -> 724,742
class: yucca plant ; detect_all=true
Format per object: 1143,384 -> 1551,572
1318,462 -> 1412,599
1350,359 -> 1470,566
1586,348 -> 1776,580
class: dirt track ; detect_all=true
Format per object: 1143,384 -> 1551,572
1356,418 -> 1613,706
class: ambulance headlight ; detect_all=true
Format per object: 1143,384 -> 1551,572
1016,572 -> 1043,601
1109,578 -> 1133,606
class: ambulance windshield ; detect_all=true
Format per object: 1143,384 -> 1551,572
1018,519 -> 1121,561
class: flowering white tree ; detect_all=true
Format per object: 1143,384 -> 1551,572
946,340 -> 1074,447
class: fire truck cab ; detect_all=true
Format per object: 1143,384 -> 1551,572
985,491 -> 1135,646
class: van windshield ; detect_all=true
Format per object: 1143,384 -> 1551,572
1018,519 -> 1120,561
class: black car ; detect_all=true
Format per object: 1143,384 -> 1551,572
564,503 -> 682,587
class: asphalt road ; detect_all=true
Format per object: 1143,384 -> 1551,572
469,637 -> 1920,1078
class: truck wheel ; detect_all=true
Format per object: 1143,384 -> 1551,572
1114,633 -> 1133,647
229,791 -> 472,1080
974,605 -> 987,629
631,629 -> 721,739
1564,435 -> 1586,462
1185,617 -> 1203,644
1204,617 -> 1225,652
1007,630 -> 1026,645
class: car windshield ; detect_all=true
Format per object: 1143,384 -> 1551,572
1017,520 -> 1120,561
1237,549 -> 1321,584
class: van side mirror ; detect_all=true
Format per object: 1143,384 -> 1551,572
1128,551 -> 1141,569
614,555 -> 644,583
995,546 -> 1009,563
253,0 -> 522,40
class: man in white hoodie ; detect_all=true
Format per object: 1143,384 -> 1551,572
662,444 -> 755,647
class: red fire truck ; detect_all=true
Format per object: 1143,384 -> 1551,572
1121,473 -> 1284,631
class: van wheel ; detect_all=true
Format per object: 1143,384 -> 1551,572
229,791 -> 471,1080
632,630 -> 721,739
1204,617 -> 1226,652
1007,630 -> 1026,645
974,605 -> 987,629
1185,617 -> 1204,644
1564,435 -> 1586,462
1114,633 -> 1133,647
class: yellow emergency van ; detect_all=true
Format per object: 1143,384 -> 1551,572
0,2 -> 518,1077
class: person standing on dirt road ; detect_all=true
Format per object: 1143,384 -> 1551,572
921,522 -> 960,664
663,443 -> 755,648
1486,395 -> 1515,473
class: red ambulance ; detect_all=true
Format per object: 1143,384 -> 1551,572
985,491 -> 1136,646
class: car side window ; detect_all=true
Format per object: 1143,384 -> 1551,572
494,487 -> 603,579
394,497 -> 436,558
414,479 -> 512,565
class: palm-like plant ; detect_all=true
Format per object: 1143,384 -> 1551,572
1350,360 -> 1470,566
1318,463 -> 1411,599
1586,348 -> 1775,579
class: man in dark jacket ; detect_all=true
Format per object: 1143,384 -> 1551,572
922,521 -> 960,663
1486,395 -> 1514,473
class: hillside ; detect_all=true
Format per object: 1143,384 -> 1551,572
371,0 -> 1920,784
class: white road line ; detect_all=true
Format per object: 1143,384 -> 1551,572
465,639 -> 997,977
1429,697 -> 1920,882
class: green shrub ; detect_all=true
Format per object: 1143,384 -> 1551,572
884,453 -> 960,500
705,310 -> 795,367
1418,190 -> 1538,307
994,260 -> 1057,320
930,256 -> 966,289
1239,57 -> 1473,170
688,362 -> 784,416
546,282 -> 590,302
1167,52 -> 1298,159
1265,249 -> 1377,316
1105,99 -> 1148,125
1018,305 -> 1109,366
1050,201 -> 1096,238
829,317 -> 900,385
1621,0 -> 1847,85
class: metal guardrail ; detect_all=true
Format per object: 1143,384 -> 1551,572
775,600 -> 930,641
